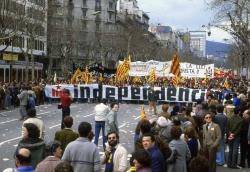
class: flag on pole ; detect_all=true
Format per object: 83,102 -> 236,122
53,72 -> 57,83
115,55 -> 131,83
170,53 -> 181,77
223,78 -> 230,89
172,76 -> 179,87
71,68 -> 82,84
148,67 -> 156,84
140,105 -> 147,120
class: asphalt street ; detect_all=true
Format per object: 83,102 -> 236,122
0,103 -> 248,172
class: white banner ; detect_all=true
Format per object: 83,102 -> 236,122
180,63 -> 214,78
128,60 -> 172,77
126,60 -> 214,78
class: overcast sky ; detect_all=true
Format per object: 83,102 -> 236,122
137,0 -> 232,43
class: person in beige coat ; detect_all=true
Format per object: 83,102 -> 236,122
202,112 -> 221,172
102,132 -> 128,172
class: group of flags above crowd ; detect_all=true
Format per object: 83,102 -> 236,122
69,53 -> 232,89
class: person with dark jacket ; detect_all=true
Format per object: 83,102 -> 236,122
214,104 -> 227,166
60,89 -> 72,129
227,108 -> 243,169
239,110 -> 250,168
16,123 -> 45,168
142,133 -> 165,172
54,116 -> 78,152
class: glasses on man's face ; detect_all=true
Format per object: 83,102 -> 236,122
205,116 -> 211,119
108,137 -> 116,140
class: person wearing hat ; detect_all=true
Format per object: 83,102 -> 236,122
36,141 -> 62,172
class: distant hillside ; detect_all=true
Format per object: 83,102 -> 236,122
206,41 -> 231,58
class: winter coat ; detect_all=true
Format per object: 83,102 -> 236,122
36,156 -> 62,172
16,138 -> 45,168
168,139 -> 191,172
105,110 -> 119,135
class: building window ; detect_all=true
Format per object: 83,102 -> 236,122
109,2 -> 113,9
95,0 -> 101,11
82,8 -> 87,17
109,12 -> 112,21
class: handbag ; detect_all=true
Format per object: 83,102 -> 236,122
58,104 -> 62,109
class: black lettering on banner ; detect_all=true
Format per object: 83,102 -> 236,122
118,87 -> 128,100
106,87 -> 116,100
155,88 -> 165,101
200,89 -> 206,101
143,87 -> 148,100
80,86 -> 90,99
191,89 -> 200,102
178,88 -> 190,102
167,87 -> 177,101
74,86 -> 78,98
131,87 -> 141,100
93,87 -> 100,99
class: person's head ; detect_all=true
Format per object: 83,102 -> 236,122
63,116 -> 73,128
49,141 -> 63,158
172,116 -> 181,126
78,122 -> 92,138
243,109 -> 250,119
171,126 -> 182,140
15,148 -> 31,167
201,102 -> 209,110
184,126 -> 197,139
204,113 -> 212,124
110,103 -> 119,112
27,108 -> 36,118
139,119 -> 151,134
55,161 -> 73,172
189,155 -> 209,172
162,103 -> 169,112
216,104 -> 224,114
107,132 -> 119,147
185,106 -> 192,117
23,123 -> 40,139
63,89 -> 70,95
142,133 -> 155,150
132,149 -> 151,169
234,107 -> 241,115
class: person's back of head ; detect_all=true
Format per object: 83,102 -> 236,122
27,108 -> 36,118
162,103 -> 169,112
55,161 -> 73,172
78,122 -> 92,138
63,116 -> 73,128
216,104 -> 224,114
189,155 -> 209,172
15,148 -> 31,166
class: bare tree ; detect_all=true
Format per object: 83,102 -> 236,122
207,0 -> 250,73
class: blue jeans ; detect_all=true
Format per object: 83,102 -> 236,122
19,105 -> 27,118
216,138 -> 225,165
228,136 -> 240,167
94,121 -> 106,149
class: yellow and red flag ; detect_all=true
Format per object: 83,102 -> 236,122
71,68 -> 82,84
223,77 -> 230,89
170,53 -> 181,77
140,105 -> 147,120
115,55 -> 131,83
148,67 -> 156,84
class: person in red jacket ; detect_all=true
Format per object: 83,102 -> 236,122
60,89 -> 72,129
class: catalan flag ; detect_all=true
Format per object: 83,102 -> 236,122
223,78 -> 230,89
170,53 -> 181,77
140,105 -> 147,119
71,68 -> 82,84
115,55 -> 131,83
148,67 -> 156,84
172,76 -> 179,87
81,67 -> 90,84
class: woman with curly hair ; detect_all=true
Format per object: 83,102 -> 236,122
16,123 -> 45,168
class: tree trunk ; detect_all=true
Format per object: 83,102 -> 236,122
25,52 -> 29,83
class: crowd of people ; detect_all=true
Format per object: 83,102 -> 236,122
1,77 -> 250,172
